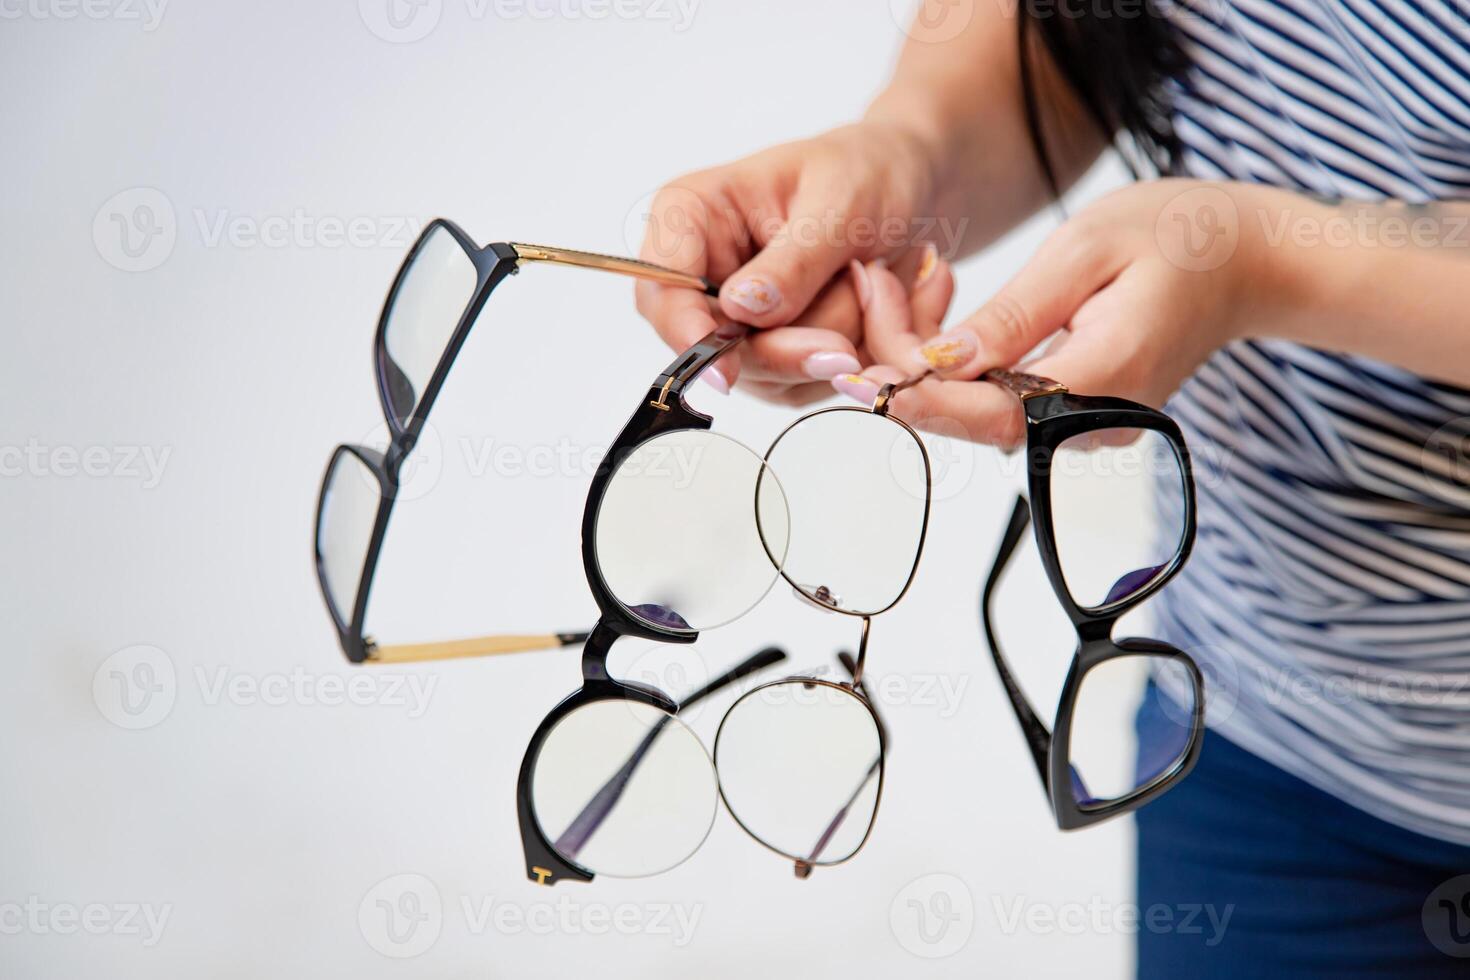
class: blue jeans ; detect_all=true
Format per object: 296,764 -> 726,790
1134,683 -> 1470,978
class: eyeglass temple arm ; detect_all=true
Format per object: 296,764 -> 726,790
874,368 -> 1067,415
552,646 -> 789,862
365,630 -> 589,665
983,496 -> 1055,785
792,650 -> 884,879
509,243 -> 719,297
796,755 -> 883,878
678,646 -> 788,710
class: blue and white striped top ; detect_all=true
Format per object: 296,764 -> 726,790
1149,0 -> 1470,843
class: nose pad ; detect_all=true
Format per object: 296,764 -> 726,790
794,584 -> 841,612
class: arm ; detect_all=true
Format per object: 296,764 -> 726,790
635,2 -> 1102,401
842,182 -> 1470,441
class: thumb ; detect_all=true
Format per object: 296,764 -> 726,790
910,231 -> 1122,378
718,196 -> 866,327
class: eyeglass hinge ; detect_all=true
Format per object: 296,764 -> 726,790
650,375 -> 676,411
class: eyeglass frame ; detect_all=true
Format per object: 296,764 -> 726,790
977,374 -> 1206,830
314,219 -> 719,666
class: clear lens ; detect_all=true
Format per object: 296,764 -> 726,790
1067,655 -> 1195,807
715,680 -> 882,866
316,450 -> 383,629
380,225 -> 479,424
1049,427 -> 1186,610
532,700 -> 717,878
595,430 -> 789,632
762,409 -> 929,615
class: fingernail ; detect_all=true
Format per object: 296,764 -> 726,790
913,330 -> 979,372
849,260 -> 872,311
831,373 -> 880,405
726,278 -> 781,317
702,367 -> 730,395
801,351 -> 862,381
915,243 -> 940,286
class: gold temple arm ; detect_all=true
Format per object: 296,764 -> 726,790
875,367 -> 1068,414
982,369 -> 1068,400
509,243 -> 716,295
364,631 -> 586,665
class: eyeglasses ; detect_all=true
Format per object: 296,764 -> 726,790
313,219 -> 718,665
978,370 -> 1206,829
519,644 -> 887,884
517,328 -> 934,885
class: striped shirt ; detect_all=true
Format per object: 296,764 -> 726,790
1148,0 -> 1470,843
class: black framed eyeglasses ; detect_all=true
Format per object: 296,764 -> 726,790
517,326 -> 933,886
313,219 -> 718,665
978,369 -> 1206,830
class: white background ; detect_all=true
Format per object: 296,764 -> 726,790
0,1 -> 1154,976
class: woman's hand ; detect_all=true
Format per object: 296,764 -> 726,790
634,122 -> 942,405
849,179 -> 1280,446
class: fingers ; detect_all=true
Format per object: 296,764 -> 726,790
909,225 -> 1124,379
734,326 -> 863,386
860,251 -> 954,368
717,190 -> 867,328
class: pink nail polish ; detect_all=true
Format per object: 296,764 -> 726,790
831,373 -> 880,405
849,260 -> 872,311
702,366 -> 730,395
801,351 -> 862,381
913,330 -> 980,372
726,278 -> 781,316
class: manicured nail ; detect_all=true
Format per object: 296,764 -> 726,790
702,366 -> 730,395
915,243 -> 940,286
849,260 -> 872,311
801,351 -> 862,381
726,278 -> 781,316
914,330 -> 979,372
831,373 -> 880,405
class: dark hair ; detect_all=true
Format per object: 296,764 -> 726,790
1018,2 -> 1189,197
